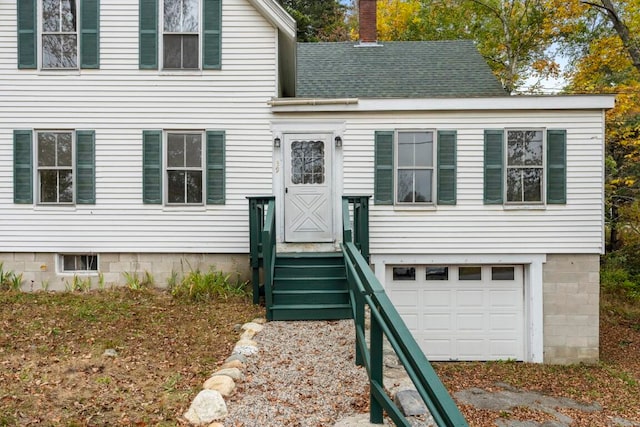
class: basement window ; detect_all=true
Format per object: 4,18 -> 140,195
60,254 -> 98,272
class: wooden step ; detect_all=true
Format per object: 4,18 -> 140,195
272,289 -> 350,305
270,304 -> 353,321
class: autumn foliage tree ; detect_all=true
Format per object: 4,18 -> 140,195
556,0 -> 640,251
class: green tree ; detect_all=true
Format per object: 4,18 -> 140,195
277,0 -> 350,42
375,0 -> 560,93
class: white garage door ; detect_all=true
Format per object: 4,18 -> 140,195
387,265 -> 524,361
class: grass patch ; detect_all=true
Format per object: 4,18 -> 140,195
171,267 -> 250,302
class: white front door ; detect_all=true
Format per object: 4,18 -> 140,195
283,133 -> 333,242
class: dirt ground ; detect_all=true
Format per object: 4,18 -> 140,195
0,289 -> 263,426
1,289 -> 639,426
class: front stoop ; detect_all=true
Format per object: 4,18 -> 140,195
269,252 -> 352,321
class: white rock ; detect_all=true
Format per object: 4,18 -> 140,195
212,367 -> 244,381
241,322 -> 264,333
251,317 -> 267,324
240,329 -> 256,340
183,390 -> 227,425
232,339 -> 259,356
219,359 -> 245,370
203,375 -> 236,396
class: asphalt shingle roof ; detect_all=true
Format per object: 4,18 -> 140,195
296,40 -> 507,98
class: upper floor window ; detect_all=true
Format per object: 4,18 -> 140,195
163,0 -> 199,69
42,0 -> 78,69
506,130 -> 544,203
139,0 -> 221,70
17,0 -> 99,70
374,130 -> 457,206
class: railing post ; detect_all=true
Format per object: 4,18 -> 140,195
247,196 -> 275,305
370,309 -> 384,424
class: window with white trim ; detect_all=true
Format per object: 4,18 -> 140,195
42,0 -> 78,69
61,254 -> 98,272
166,132 -> 204,204
396,131 -> 435,204
163,0 -> 199,69
37,131 -> 74,204
506,129 -> 544,204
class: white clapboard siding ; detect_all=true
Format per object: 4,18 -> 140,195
277,110 -> 605,255
0,0 -> 278,253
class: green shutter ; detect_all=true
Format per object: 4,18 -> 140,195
202,0 -> 222,69
484,129 -> 504,204
139,0 -> 158,69
547,129 -> 567,204
80,0 -> 100,69
13,130 -> 33,204
17,0 -> 37,69
143,130 -> 162,204
206,130 -> 225,204
76,130 -> 96,204
374,131 -> 394,205
437,130 -> 457,205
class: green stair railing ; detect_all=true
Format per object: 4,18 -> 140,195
342,197 -> 468,427
247,196 -> 275,304
342,195 -> 370,262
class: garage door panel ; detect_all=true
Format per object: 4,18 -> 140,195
424,313 -> 453,330
423,290 -> 451,307
402,314 -> 420,330
456,290 -> 484,307
490,313 -> 520,331
457,339 -> 486,360
490,289 -> 522,307
422,339 -> 453,359
388,264 -> 524,361
457,314 -> 485,331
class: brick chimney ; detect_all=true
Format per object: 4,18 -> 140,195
359,0 -> 377,44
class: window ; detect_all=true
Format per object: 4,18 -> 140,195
426,266 -> 448,281
506,130 -> 543,203
291,140 -> 325,184
17,0 -> 99,70
143,130 -> 225,205
61,254 -> 98,272
484,129 -> 566,205
492,266 -> 515,280
163,0 -> 199,69
374,130 -> 457,206
139,0 -> 221,70
167,132 -> 203,204
42,0 -> 78,68
397,131 -> 434,203
13,129 -> 96,205
37,131 -> 74,203
459,266 -> 481,281
393,267 -> 416,281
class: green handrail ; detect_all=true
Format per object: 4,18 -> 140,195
247,196 -> 275,304
341,196 -> 467,427
342,196 -> 370,261
262,199 -> 276,320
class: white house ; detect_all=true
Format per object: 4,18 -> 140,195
0,0 -> 614,364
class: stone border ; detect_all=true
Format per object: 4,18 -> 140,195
183,318 -> 266,426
